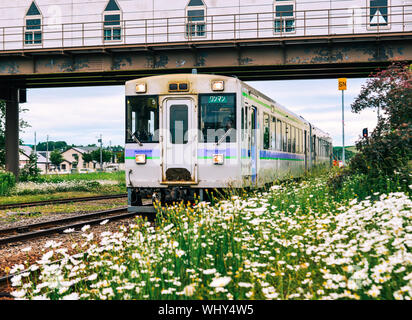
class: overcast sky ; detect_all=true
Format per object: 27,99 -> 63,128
20,77 -> 378,148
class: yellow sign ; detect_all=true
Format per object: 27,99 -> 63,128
338,78 -> 347,91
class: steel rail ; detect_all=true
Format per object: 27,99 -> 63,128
0,205 -> 155,245
0,194 -> 127,211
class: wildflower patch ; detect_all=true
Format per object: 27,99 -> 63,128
8,176 -> 412,300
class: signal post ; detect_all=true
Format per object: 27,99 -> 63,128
338,78 -> 347,166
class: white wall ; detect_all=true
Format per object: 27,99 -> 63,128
0,0 -> 410,50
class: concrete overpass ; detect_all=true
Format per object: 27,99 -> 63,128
1,3 -> 411,177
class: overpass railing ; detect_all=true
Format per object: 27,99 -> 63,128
0,4 -> 411,52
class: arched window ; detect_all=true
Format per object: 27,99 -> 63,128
186,0 -> 206,38
103,0 -> 122,41
273,0 -> 295,33
25,1 -> 42,45
368,0 -> 389,29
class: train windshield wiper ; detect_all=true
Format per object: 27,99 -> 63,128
216,128 -> 233,146
127,129 -> 143,146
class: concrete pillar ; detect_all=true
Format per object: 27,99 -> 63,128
5,88 -> 19,180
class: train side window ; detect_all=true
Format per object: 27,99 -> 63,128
297,128 -> 300,154
287,124 -> 291,153
126,95 -> 159,143
241,107 -> 244,141
276,119 -> 282,151
271,117 -> 276,150
263,113 -> 270,150
291,126 -> 296,153
301,129 -> 304,153
318,138 -> 320,157
283,122 -> 288,152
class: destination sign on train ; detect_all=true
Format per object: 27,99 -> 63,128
208,96 -> 228,103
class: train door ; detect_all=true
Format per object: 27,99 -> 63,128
250,107 -> 257,184
241,105 -> 249,179
304,130 -> 308,171
162,98 -> 197,183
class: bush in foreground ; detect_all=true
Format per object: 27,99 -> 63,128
0,171 -> 15,196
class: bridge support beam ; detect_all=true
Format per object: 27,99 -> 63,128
2,88 -> 19,180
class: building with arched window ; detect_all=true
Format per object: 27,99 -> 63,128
103,0 -> 122,41
24,1 -> 42,45
186,0 -> 206,38
0,1 -> 408,51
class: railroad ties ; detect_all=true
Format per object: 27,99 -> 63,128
0,205 -> 156,246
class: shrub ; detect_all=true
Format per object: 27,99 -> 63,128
19,153 -> 41,182
0,171 -> 16,195
350,63 -> 411,183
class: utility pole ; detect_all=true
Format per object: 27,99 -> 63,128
109,140 -> 113,163
341,89 -> 345,165
34,131 -> 37,171
98,134 -> 103,170
338,78 -> 347,166
46,134 -> 49,174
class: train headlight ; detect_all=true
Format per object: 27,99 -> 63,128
136,83 -> 147,93
212,154 -> 224,165
135,154 -> 146,164
211,80 -> 224,91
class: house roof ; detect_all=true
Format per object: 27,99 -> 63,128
35,152 -> 48,163
64,146 -> 99,154
19,146 -> 50,164
20,145 -> 33,157
77,146 -> 99,153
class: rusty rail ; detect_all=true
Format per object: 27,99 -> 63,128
0,5 -> 410,53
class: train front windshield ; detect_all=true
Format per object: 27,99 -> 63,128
126,96 -> 159,143
199,94 -> 236,143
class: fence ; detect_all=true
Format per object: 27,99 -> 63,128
0,4 -> 411,52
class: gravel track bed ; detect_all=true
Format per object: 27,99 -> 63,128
0,215 -> 144,298
0,198 -> 153,284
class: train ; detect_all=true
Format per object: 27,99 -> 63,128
125,73 -> 332,209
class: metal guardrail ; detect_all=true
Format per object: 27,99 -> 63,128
0,5 -> 411,52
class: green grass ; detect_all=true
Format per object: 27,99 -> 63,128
0,171 -> 126,204
0,172 -> 16,196
40,171 -> 125,183
0,191 -> 125,206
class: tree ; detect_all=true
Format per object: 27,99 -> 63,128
36,141 -> 68,152
0,100 -> 30,168
91,149 -> 112,164
19,152 -> 41,181
50,149 -> 64,169
350,62 -> 411,179
116,151 -> 125,163
82,152 -> 93,166
333,147 -> 355,162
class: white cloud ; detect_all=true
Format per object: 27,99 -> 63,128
19,78 -> 377,148
246,78 -> 377,146
20,86 -> 125,147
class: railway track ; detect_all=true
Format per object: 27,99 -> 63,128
0,194 -> 128,211
0,205 -> 155,245
0,204 -> 156,298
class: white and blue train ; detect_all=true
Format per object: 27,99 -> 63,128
125,74 -> 332,209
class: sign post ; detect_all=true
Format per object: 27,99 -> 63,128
338,78 -> 347,166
